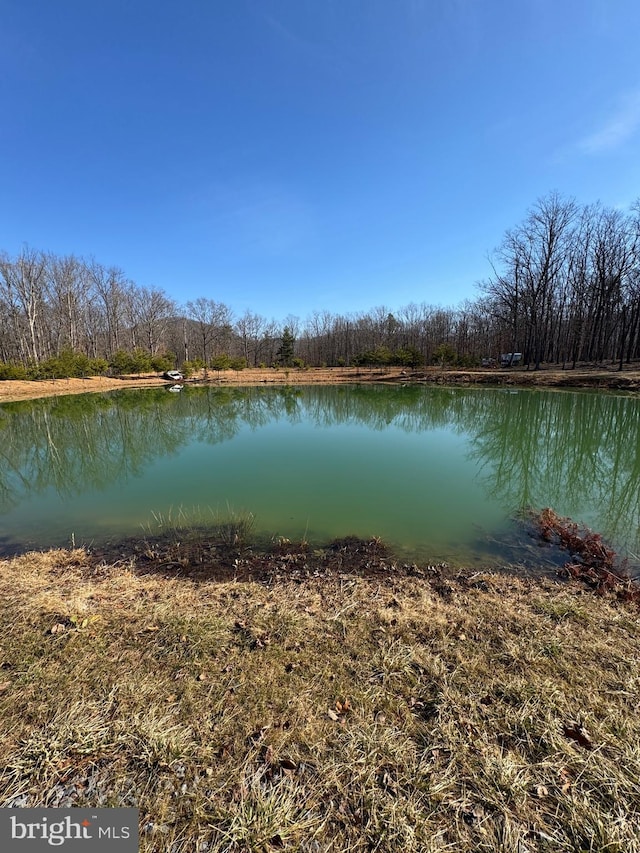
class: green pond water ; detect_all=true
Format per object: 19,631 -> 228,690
0,384 -> 638,569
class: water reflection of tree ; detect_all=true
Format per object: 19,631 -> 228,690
0,385 -> 638,553
467,391 -> 640,552
303,385 -> 467,433
0,387 -> 303,511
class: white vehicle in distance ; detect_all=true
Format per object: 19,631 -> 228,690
499,353 -> 522,367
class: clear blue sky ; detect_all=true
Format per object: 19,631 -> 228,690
2,0 -> 639,322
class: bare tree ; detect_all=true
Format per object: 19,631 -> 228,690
483,193 -> 577,368
132,286 -> 177,355
45,253 -> 91,355
185,298 -> 232,365
0,247 -> 49,363
89,261 -> 129,356
235,309 -> 267,366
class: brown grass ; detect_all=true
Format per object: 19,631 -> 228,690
1,362 -> 640,403
1,543 -> 639,851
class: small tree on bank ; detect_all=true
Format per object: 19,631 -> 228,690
277,326 -> 295,366
432,343 -> 457,368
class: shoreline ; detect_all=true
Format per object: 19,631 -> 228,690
1,363 -> 639,403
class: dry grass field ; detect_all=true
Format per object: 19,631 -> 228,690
1,536 -> 639,852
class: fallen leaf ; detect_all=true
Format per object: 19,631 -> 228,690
327,709 -> 339,721
459,802 -> 485,825
563,721 -> 593,750
558,766 -> 572,794
50,623 -> 66,635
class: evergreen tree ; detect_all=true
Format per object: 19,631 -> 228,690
277,326 -> 295,366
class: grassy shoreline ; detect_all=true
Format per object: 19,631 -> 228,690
1,534 -> 639,851
1,363 -> 639,404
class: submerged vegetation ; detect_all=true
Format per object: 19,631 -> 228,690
143,505 -> 257,553
535,507 -> 640,604
1,532 -> 639,851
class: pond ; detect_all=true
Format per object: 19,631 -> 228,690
0,384 -> 638,568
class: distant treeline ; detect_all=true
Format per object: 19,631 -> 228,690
1,192 -> 639,376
